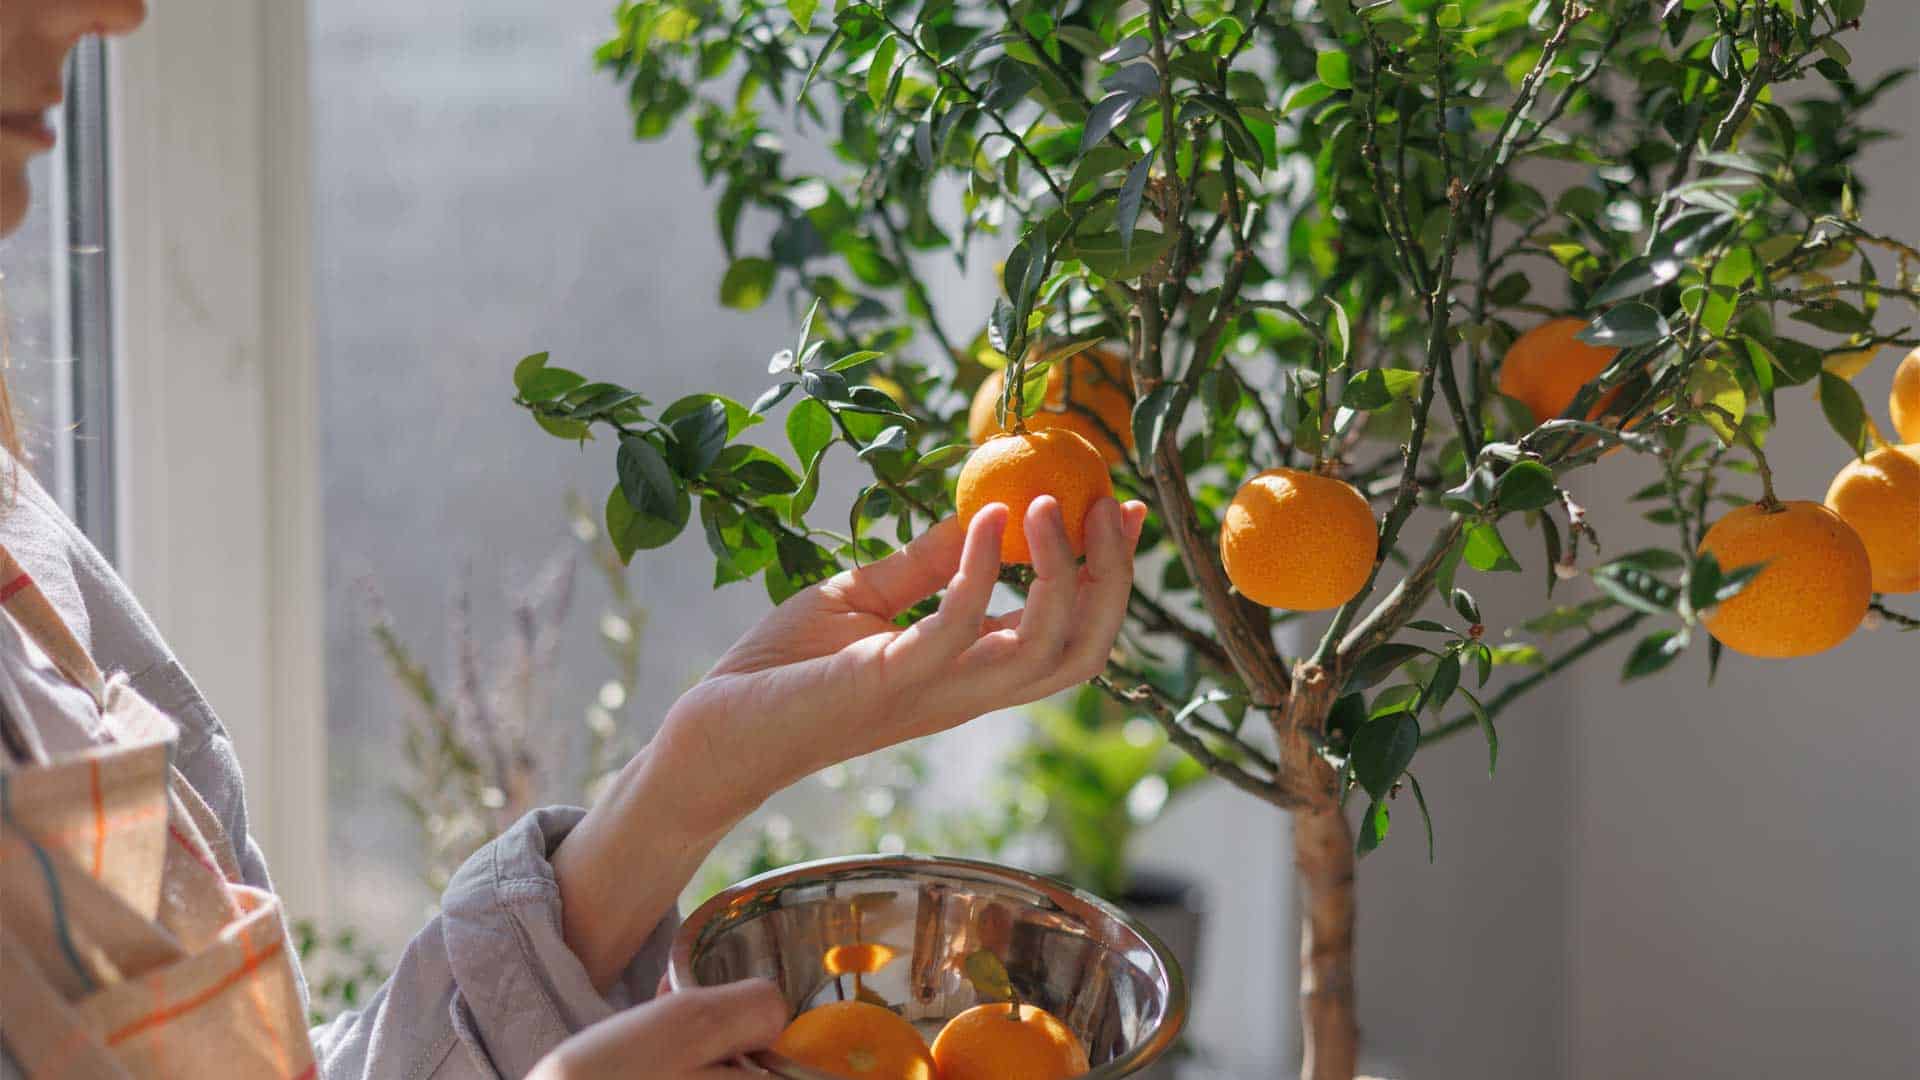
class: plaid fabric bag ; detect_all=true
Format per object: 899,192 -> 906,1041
0,549 -> 316,1078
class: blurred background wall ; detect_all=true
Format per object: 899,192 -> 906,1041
1560,17 -> 1919,1074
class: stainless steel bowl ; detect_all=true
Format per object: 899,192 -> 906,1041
670,854 -> 1188,1078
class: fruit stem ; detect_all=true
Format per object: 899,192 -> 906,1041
1703,404 -> 1779,510
1009,347 -> 1030,435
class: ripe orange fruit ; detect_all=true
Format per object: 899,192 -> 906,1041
1824,445 -> 1920,594
955,429 -> 1114,565
1698,500 -> 1872,658
930,1003 -> 1090,1080
968,348 -> 1134,465
1496,317 -> 1620,425
1892,347 -> 1920,444
1220,468 -> 1376,611
773,1000 -> 937,1080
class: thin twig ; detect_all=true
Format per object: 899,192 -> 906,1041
1424,612 -> 1647,742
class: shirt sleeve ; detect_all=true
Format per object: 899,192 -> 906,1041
309,807 -> 677,1080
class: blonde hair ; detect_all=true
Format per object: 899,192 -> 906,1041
0,276 -> 21,501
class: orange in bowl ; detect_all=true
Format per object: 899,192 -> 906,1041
773,1000 -> 937,1080
930,1002 -> 1090,1080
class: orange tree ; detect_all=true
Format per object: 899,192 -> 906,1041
511,1 -> 1918,1075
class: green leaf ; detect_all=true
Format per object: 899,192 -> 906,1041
1494,461 -> 1557,512
1351,710 -> 1418,801
1592,563 -> 1679,615
857,424 -> 909,458
1339,368 -> 1419,410
720,258 -> 776,310
1460,689 -> 1498,776
617,435 -> 682,520
1791,301 -> 1873,336
534,414 -> 591,441
604,481 -> 690,563
1817,371 -> 1871,456
1687,359 -> 1746,443
1406,772 -> 1435,863
962,949 -> 1013,1000
1356,799 -> 1390,856
1623,630 -> 1686,679
1463,521 -> 1521,573
715,446 -> 802,495
790,450 -> 822,525
828,350 -> 884,373
1579,303 -> 1671,348
1423,653 -> 1460,716
1130,383 -> 1186,470
518,367 -> 587,404
1316,50 -> 1352,91
907,443 -> 970,477
1320,298 -> 1348,367
1371,684 -> 1421,719
751,382 -> 797,415
1345,643 -> 1430,692
1116,156 -> 1153,258
668,399 -> 729,478
1712,563 -> 1765,607
800,368 -> 850,402
1589,254 -> 1683,305
1189,93 -> 1266,170
787,0 -> 817,32
868,35 -> 899,109
1610,547 -> 1688,573
787,397 -> 835,466
1281,81 -> 1336,115
512,351 -> 552,395
1080,91 -> 1142,156
1070,229 -> 1171,279
1016,361 -> 1053,419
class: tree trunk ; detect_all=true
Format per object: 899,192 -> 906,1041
1294,806 -> 1358,1080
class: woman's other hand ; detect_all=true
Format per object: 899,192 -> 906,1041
659,494 -> 1146,829
527,980 -> 786,1080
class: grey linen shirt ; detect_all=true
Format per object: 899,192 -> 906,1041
0,461 -> 673,1078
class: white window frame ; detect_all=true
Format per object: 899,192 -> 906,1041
109,0 -> 327,917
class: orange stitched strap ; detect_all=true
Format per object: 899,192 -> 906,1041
88,759 -> 107,877
105,937 -> 284,1046
0,546 -> 107,699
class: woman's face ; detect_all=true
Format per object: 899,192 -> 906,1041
0,0 -> 145,237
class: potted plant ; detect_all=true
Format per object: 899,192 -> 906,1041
512,2 -> 1920,1075
1003,682 -> 1210,1078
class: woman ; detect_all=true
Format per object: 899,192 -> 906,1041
0,2 -> 1147,1076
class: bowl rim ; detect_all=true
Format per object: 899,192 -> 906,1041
669,852 -> 1190,1079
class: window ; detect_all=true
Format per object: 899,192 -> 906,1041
0,38 -> 116,548
309,0 -> 814,947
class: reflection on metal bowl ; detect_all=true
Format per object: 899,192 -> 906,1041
670,854 -> 1188,1078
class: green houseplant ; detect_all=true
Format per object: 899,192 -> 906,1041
510,1 -> 1918,1074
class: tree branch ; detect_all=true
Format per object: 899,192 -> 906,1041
1424,612 -> 1647,742
1093,671 -> 1296,808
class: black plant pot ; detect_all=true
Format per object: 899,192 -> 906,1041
1116,869 -> 1207,1079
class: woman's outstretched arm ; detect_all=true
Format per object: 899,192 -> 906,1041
550,495 -> 1144,990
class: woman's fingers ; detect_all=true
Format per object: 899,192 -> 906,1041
832,514 -> 967,617
1041,499 -> 1143,690
649,981 -> 788,1069
1012,496 -> 1079,661
883,504 -> 1004,676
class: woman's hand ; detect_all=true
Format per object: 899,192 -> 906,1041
527,980 -> 786,1080
660,494 -> 1146,827
552,495 -> 1143,991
